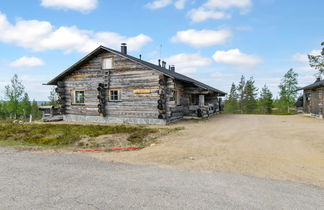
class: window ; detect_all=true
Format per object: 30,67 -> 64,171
102,58 -> 113,69
109,89 -> 121,101
74,91 -> 85,104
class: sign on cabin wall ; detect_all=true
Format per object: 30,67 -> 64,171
133,89 -> 152,94
69,74 -> 86,79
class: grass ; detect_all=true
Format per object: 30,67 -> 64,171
0,122 -> 159,148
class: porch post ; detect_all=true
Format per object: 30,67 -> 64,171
199,95 -> 205,106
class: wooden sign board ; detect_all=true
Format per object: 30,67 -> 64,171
133,89 -> 152,94
69,74 -> 86,79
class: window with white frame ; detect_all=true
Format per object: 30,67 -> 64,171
109,89 -> 121,101
102,58 -> 113,69
74,90 -> 85,104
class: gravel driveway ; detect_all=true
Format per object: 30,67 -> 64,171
0,148 -> 323,209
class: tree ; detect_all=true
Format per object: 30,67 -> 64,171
48,87 -> 58,106
5,74 -> 25,119
242,77 -> 258,113
259,84 -> 273,114
308,42 -> 324,78
279,68 -> 298,113
21,93 -> 32,119
0,101 -> 9,119
31,99 -> 41,120
237,75 -> 246,113
225,83 -> 239,113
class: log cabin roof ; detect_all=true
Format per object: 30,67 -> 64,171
46,45 -> 226,96
300,79 -> 324,90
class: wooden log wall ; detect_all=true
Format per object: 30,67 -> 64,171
305,88 -> 324,116
59,51 -> 161,119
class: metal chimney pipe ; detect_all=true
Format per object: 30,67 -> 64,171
121,43 -> 127,54
170,65 -> 175,72
158,59 -> 161,67
162,61 -> 166,68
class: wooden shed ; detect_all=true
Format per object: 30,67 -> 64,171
45,44 -> 226,124
299,78 -> 324,118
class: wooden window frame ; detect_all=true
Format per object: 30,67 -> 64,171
102,57 -> 114,70
108,89 -> 122,102
71,90 -> 85,105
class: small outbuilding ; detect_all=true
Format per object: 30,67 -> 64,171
299,78 -> 324,118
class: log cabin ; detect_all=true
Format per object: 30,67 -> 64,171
299,78 -> 324,118
46,44 -> 226,124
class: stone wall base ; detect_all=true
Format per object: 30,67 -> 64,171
63,115 -> 167,125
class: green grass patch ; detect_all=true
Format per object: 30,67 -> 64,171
0,122 -> 159,147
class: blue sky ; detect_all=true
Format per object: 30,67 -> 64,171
0,0 -> 323,100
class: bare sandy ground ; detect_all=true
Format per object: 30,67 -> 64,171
85,114 -> 324,187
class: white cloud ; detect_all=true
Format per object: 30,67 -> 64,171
213,49 -> 262,70
188,8 -> 230,23
203,0 -> 252,10
95,33 -> 152,52
145,0 -> 187,10
9,56 -> 45,68
0,12 -> 152,53
188,0 -> 252,22
164,53 -> 212,74
210,72 -> 233,79
171,29 -> 231,48
292,50 -> 321,63
41,0 -> 98,13
174,0 -> 187,9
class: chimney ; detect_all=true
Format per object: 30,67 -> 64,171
158,59 -> 161,67
170,65 -> 175,72
121,43 -> 127,55
315,77 -> 321,83
162,61 -> 166,68
139,54 -> 142,60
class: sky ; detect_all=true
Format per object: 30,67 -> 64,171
0,0 -> 323,100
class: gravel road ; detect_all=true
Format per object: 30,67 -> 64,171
88,114 -> 324,187
0,148 -> 323,210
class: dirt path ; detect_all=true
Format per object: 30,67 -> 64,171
86,114 -> 324,187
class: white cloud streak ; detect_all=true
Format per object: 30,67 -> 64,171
9,56 -> 45,68
213,49 -> 262,70
0,12 -> 152,53
41,0 -> 98,13
146,0 -> 187,10
171,29 -> 231,48
166,53 -> 212,74
188,0 -> 252,22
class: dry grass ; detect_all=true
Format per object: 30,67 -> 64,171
0,122 -> 159,147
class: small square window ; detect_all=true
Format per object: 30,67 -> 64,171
75,91 -> 85,104
102,58 -> 112,69
109,90 -> 121,101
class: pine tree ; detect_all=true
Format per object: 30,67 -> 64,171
48,87 -> 58,106
242,77 -> 258,113
308,42 -> 324,78
237,75 -> 246,113
259,84 -> 273,114
21,93 -> 32,119
225,83 -> 238,113
31,99 -> 41,120
279,68 -> 298,113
